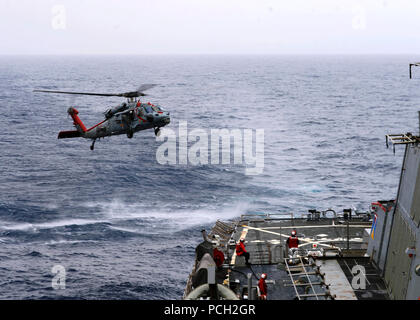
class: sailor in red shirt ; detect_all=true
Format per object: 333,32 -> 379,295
286,230 -> 299,249
235,238 -> 250,265
213,247 -> 225,267
258,273 -> 268,300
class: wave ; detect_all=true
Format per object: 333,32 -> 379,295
84,199 -> 250,232
0,200 -> 250,237
0,219 -> 107,232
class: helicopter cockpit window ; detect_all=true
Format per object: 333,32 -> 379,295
144,106 -> 153,113
151,105 -> 160,112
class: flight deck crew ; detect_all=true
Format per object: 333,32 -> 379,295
236,238 -> 250,265
213,247 -> 225,268
286,230 -> 299,249
258,273 -> 268,300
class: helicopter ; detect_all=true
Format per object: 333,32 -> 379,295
33,84 -> 170,150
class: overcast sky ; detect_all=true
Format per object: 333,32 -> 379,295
1,0 -> 420,55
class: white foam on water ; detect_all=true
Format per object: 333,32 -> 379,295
43,239 -> 98,245
0,201 -> 250,234
85,199 -> 250,232
0,219 -> 107,231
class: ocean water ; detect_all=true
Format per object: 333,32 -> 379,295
0,55 -> 419,299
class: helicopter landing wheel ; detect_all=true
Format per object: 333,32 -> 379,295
154,128 -> 161,137
90,139 -> 96,151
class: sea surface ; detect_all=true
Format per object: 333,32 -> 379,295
0,55 -> 419,299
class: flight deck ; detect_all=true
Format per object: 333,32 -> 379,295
184,211 -> 390,300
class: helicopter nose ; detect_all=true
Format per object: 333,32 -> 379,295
155,111 -> 170,124
163,116 -> 170,125
148,111 -> 170,126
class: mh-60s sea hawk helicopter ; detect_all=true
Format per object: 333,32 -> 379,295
34,84 -> 170,150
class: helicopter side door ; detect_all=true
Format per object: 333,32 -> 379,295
110,112 -> 129,135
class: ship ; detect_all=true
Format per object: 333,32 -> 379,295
183,64 -> 420,301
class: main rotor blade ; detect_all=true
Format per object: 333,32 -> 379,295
33,84 -> 158,98
33,89 -> 121,97
136,84 -> 157,93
